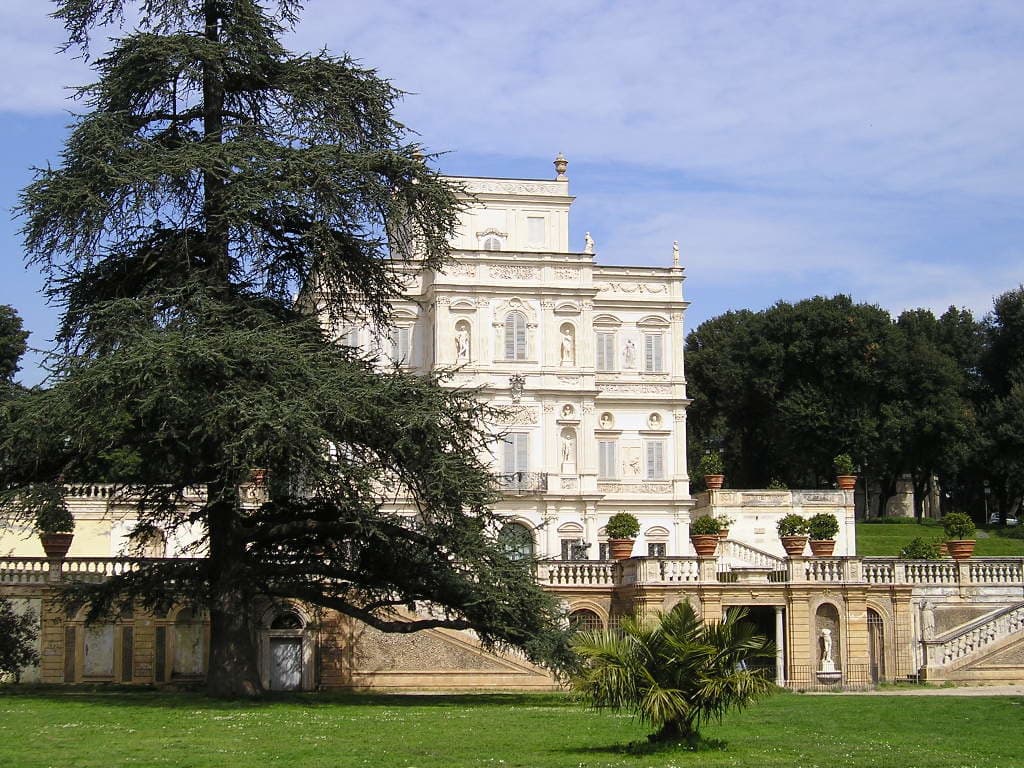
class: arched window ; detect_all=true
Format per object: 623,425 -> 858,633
498,522 -> 535,561
270,611 -> 304,630
569,609 -> 603,632
483,236 -> 502,251
504,311 -> 527,360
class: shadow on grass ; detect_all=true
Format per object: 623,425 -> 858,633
565,736 -> 728,758
0,684 -> 570,711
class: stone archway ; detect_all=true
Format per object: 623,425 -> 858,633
259,605 -> 315,691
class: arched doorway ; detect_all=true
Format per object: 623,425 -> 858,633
569,609 -> 604,633
867,609 -> 885,683
261,607 -> 312,691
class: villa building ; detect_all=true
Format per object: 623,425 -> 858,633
1,158 -> 1022,691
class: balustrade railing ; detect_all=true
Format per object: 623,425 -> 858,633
538,560 -> 617,587
718,539 -> 785,570
0,557 -> 51,584
923,603 -> 1024,668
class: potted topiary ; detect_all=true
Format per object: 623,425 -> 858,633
833,453 -> 857,491
697,453 -> 725,490
25,482 -> 75,558
689,515 -> 721,556
605,512 -> 640,560
715,514 -> 734,540
807,512 -> 840,556
942,512 -> 977,560
777,513 -> 808,557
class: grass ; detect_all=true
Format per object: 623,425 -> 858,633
856,517 -> 1024,557
1,688 -> 1023,767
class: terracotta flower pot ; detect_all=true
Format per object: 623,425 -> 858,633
946,539 -> 976,560
704,474 -> 724,489
809,539 -> 836,557
691,534 -> 719,557
40,532 -> 74,559
608,538 -> 635,560
718,528 -> 730,541
780,535 -> 808,557
836,475 -> 857,490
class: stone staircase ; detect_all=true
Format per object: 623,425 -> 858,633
922,602 -> 1024,682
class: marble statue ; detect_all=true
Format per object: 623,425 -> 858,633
623,339 -> 637,369
584,232 -> 595,254
455,326 -> 470,362
560,329 -> 574,365
561,432 -> 575,463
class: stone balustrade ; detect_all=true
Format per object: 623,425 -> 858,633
3,554 -> 1023,590
922,604 -> 1024,669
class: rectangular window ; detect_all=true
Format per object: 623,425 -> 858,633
644,333 -> 663,372
595,332 -> 616,372
598,542 -> 609,561
561,538 -> 588,561
645,439 -> 666,480
391,326 -> 411,364
598,440 -> 617,479
502,433 -> 530,475
527,216 -> 545,245
647,542 -> 667,557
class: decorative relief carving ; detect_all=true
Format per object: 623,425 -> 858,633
582,404 -> 594,414
673,410 -> 687,422
463,179 -> 564,196
445,263 -> 478,278
560,477 -> 579,491
555,267 -> 578,280
595,282 -> 670,295
556,376 -> 581,385
793,491 -> 839,505
543,403 -> 555,413
581,301 -> 594,310
671,311 -> 683,321
492,405 -> 539,425
540,300 -> 555,309
436,296 -> 451,306
598,482 -> 672,494
741,493 -> 787,506
490,264 -> 540,281
599,383 -> 673,395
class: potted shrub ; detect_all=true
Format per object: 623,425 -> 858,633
833,453 -> 857,491
697,453 -> 725,489
605,512 -> 640,560
776,513 -> 808,557
942,512 -> 977,560
689,515 -> 721,556
807,512 -> 840,556
715,514 -> 734,540
25,482 -> 75,558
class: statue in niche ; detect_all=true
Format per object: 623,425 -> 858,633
560,328 -> 575,365
819,628 -> 837,673
623,339 -> 637,369
561,431 -> 576,463
648,413 -> 662,429
599,413 -> 613,430
454,325 -> 471,362
584,232 -> 595,254
561,404 -> 574,419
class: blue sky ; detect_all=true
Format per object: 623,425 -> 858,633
1,0 -> 1022,384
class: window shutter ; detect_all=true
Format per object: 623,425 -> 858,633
399,326 -> 411,363
505,312 -> 526,360
644,333 -> 662,372
502,437 -> 516,474
646,440 -> 665,480
599,441 -> 616,479
516,433 -> 529,473
596,332 -> 615,371
515,316 -> 526,359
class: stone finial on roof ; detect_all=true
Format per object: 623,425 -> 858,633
554,152 -> 568,181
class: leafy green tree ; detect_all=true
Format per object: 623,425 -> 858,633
0,305 -> 29,401
571,602 -> 775,745
0,597 -> 39,683
3,0 -> 571,696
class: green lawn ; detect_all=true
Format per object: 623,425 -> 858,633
857,517 -> 1024,557
1,689 -> 1023,767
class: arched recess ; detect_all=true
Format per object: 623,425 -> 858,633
497,520 -> 535,561
568,608 -> 604,633
866,606 -> 887,683
814,602 -> 842,673
558,322 -> 576,366
258,603 -> 316,691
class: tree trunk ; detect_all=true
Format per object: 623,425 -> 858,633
650,718 -> 698,746
207,595 -> 262,698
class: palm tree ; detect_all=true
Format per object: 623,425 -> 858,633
571,602 -> 776,744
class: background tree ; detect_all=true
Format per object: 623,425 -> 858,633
2,0 -> 572,696
571,603 -> 775,745
0,305 -> 29,402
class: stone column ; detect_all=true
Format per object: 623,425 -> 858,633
775,606 -> 786,686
